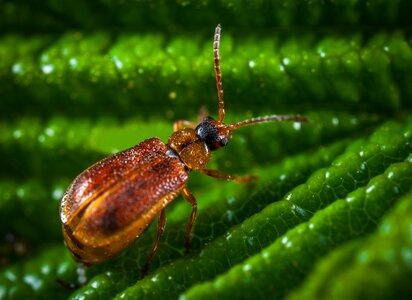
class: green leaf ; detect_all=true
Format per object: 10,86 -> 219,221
286,186 -> 412,300
1,1 -> 411,299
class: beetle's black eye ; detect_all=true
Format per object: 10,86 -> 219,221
195,121 -> 219,146
195,118 -> 229,150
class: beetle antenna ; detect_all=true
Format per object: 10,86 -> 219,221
214,24 -> 225,123
227,115 -> 309,131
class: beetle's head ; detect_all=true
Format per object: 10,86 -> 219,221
195,116 -> 232,151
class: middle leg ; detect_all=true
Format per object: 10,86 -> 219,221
199,169 -> 257,183
181,187 -> 198,253
141,209 -> 166,277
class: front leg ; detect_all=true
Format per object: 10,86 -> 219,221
173,120 -> 197,132
173,107 -> 209,132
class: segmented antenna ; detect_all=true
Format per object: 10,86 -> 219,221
214,24 -> 225,123
227,115 -> 309,131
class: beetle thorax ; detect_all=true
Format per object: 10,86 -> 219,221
167,128 -> 210,170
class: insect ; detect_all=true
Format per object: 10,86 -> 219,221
60,24 -> 308,276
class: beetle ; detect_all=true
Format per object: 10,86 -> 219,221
60,24 -> 308,276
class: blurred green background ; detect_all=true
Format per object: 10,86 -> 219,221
0,1 -> 411,299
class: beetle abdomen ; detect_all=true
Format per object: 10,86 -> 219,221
60,138 -> 188,263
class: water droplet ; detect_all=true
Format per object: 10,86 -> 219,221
393,186 -> 400,194
226,210 -> 234,222
282,58 -> 290,65
248,60 -> 255,68
5,271 -> 17,281
38,134 -> 45,143
401,247 -> 412,269
366,185 -> 375,193
41,265 -> 50,275
45,127 -> 55,136
291,204 -> 309,218
24,275 -> 43,290
279,65 -> 285,72
346,196 -> 355,203
42,64 -> 54,74
243,264 -> 251,271
318,49 -> 326,57
12,63 -> 22,74
13,129 -> 22,139
16,187 -> 25,198
52,188 -> 64,201
69,58 -> 78,68
387,171 -> 394,178
226,233 -> 232,241
293,122 -> 301,130
112,56 -> 123,69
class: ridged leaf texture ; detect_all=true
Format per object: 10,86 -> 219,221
0,1 -> 411,299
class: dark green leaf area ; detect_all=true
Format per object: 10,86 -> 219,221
100,120 -> 411,299
2,33 -> 411,119
287,118 -> 412,213
1,1 -> 411,32
0,245 -> 77,300
0,117 -> 102,180
181,159 -> 412,300
0,179 -> 68,250
287,189 -> 412,300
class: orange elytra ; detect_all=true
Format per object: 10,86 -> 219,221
60,24 -> 308,276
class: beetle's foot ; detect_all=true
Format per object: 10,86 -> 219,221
140,263 -> 150,279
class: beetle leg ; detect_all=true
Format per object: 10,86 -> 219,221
141,209 -> 166,277
199,169 -> 257,183
173,120 -> 197,131
181,187 -> 198,253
